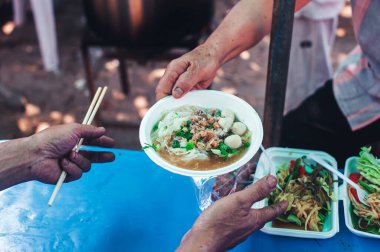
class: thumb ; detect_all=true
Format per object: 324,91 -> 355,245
74,124 -> 106,139
172,64 -> 201,98
235,175 -> 277,208
251,201 -> 288,224
156,59 -> 190,100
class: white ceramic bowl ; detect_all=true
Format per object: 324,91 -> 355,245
252,147 -> 340,239
139,90 -> 263,177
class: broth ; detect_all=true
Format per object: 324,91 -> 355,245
157,148 -> 247,170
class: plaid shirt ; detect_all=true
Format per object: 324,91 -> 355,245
333,0 -> 380,130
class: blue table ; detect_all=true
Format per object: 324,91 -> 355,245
0,149 -> 377,251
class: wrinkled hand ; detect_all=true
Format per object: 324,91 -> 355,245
28,123 -> 115,184
178,175 -> 288,252
156,44 -> 220,100
212,160 -> 256,201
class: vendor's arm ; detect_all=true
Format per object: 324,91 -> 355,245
156,0 -> 311,100
206,0 -> 310,65
177,175 -> 288,252
0,123 -> 115,191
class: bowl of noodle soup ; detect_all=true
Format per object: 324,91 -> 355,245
139,90 -> 263,177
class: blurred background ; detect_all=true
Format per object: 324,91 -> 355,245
0,0 -> 355,150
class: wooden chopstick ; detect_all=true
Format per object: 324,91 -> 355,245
48,86 -> 108,207
74,87 -> 108,153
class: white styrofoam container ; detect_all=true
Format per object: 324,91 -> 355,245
342,157 -> 380,239
252,147 -> 339,239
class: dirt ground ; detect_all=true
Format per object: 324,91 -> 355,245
0,1 -> 356,150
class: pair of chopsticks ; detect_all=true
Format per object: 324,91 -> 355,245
48,86 -> 108,207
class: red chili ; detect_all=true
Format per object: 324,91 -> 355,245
299,166 -> 306,177
289,160 -> 296,173
349,173 -> 360,183
350,188 -> 360,203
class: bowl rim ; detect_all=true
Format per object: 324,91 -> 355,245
139,90 -> 263,177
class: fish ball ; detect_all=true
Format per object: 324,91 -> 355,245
224,135 -> 242,149
218,117 -> 233,131
231,122 -> 247,136
221,109 -> 235,120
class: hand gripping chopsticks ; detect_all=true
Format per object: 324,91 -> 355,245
48,86 -> 108,207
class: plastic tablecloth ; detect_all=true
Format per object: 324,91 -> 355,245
0,149 -> 378,251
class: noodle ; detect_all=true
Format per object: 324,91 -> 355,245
348,186 -> 380,233
147,106 -> 251,170
305,206 -> 321,231
348,147 -> 380,235
269,157 -> 335,231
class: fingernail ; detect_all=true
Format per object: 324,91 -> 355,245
96,127 -> 105,133
173,87 -> 183,97
267,175 -> 276,187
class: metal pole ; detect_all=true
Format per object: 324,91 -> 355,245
263,0 -> 296,147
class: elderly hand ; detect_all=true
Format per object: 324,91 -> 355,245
177,175 -> 288,252
212,160 -> 256,201
155,44 -> 220,100
28,123 -> 115,184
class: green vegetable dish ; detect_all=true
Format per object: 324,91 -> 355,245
268,156 -> 336,231
144,106 -> 251,171
348,147 -> 380,235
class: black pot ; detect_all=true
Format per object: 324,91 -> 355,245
83,0 -> 214,47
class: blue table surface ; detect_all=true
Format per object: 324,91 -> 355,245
0,148 -> 378,251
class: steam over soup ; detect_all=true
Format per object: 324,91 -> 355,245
146,106 -> 251,171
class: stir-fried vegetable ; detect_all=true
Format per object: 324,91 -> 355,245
357,147 -> 380,187
269,157 -> 335,231
348,147 -> 380,235
358,180 -> 376,194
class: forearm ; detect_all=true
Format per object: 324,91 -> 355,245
206,0 -> 273,65
206,0 -> 310,65
0,137 -> 35,190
